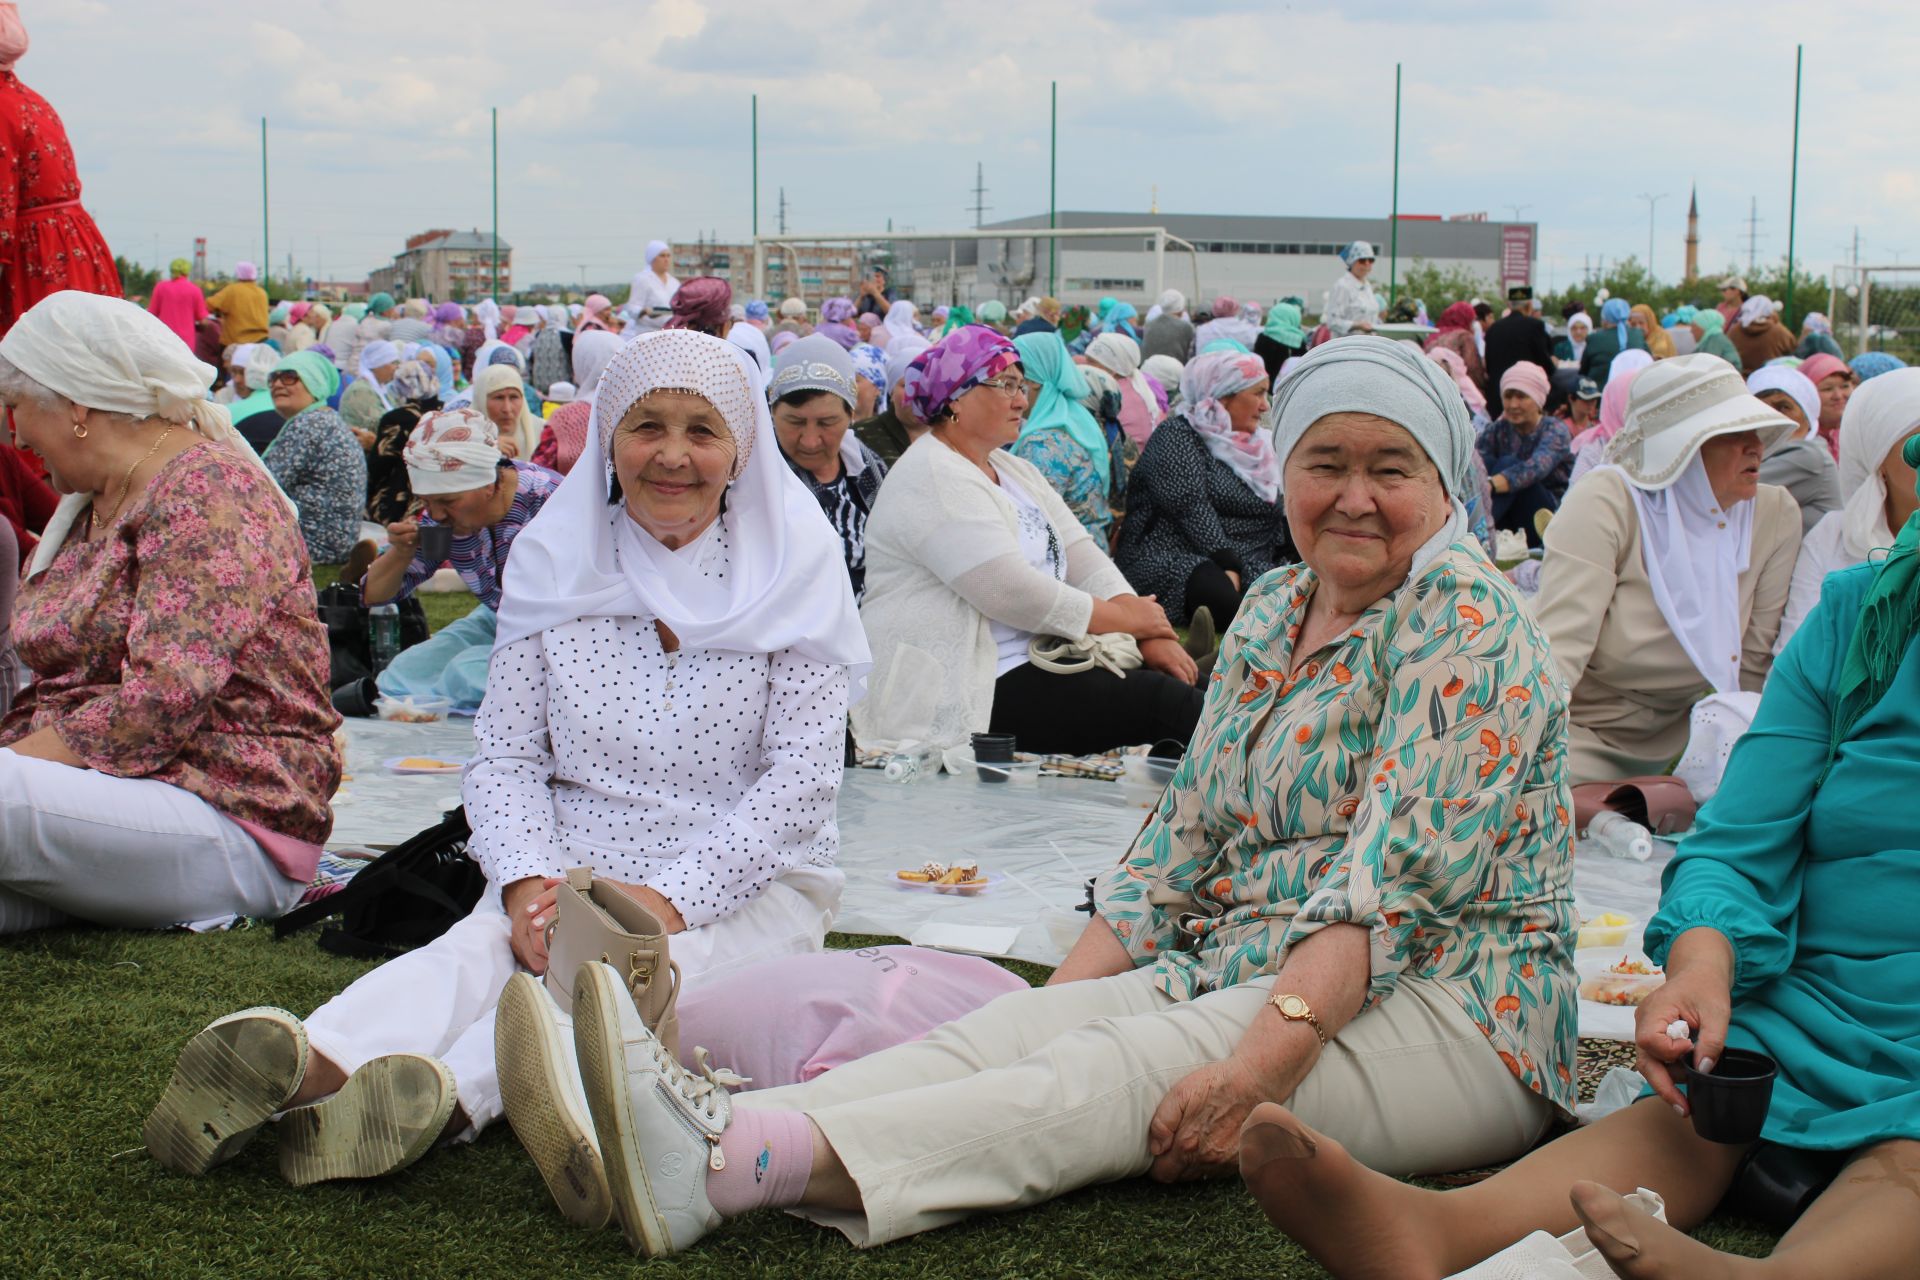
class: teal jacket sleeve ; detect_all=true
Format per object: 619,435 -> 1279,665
1644,565 -> 1862,996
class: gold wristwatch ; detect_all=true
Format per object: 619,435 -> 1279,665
1268,992 -> 1327,1046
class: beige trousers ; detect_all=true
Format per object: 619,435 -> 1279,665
739,967 -> 1553,1246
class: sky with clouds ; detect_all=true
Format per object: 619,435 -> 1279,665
28,0 -> 1920,294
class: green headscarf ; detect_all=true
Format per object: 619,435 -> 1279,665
1827,433 -> 1920,777
1013,331 -> 1109,482
978,299 -> 1008,326
1693,309 -> 1725,335
342,303 -> 368,321
1202,338 -> 1252,355
272,350 -> 341,405
939,304 -> 976,337
1262,302 -> 1305,348
169,258 -> 190,278
367,292 -> 396,315
269,301 -> 292,325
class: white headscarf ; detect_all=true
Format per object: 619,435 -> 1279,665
726,321 -> 772,377
357,339 -> 400,411
880,300 -> 919,348
1834,367 -> 1920,561
492,330 -> 871,687
1613,454 -> 1753,695
404,406 -> 503,495
1567,312 -> 1592,365
1086,332 -> 1163,441
1737,295 -> 1775,328
0,291 -> 294,577
1746,366 -> 1820,437
474,298 -> 500,341
472,362 -> 542,460
569,331 -> 623,401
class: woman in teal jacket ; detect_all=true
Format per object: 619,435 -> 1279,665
1235,437 -> 1920,1280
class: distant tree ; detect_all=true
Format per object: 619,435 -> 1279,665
1543,256 -> 1829,333
114,255 -> 159,302
1392,258 -> 1497,311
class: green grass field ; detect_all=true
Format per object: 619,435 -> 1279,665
0,924 -> 1782,1279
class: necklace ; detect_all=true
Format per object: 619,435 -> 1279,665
91,427 -> 175,532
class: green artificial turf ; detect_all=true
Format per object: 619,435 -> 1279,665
0,926 -> 1781,1278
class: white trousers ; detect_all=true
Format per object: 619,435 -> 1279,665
740,967 -> 1554,1246
0,749 -> 306,934
302,865 -> 843,1137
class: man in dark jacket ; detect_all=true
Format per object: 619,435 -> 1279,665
1481,285 -> 1554,402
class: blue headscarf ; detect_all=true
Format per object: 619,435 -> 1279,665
422,343 -> 455,399
848,342 -> 887,393
745,300 -> 771,323
1601,297 -> 1631,348
1013,331 -> 1109,482
1851,351 -> 1908,382
1202,338 -> 1252,355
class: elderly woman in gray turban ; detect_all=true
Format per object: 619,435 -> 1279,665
537,337 -> 1578,1260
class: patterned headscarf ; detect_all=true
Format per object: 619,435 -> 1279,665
403,406 -> 501,495
1180,351 -> 1279,502
902,325 -> 1018,423
820,297 -> 856,323
667,277 -> 733,336
848,343 -> 887,394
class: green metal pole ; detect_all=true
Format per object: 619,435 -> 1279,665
1388,64 -> 1401,306
1785,45 -> 1802,318
491,107 -> 499,301
752,95 -> 759,239
1049,80 -> 1057,298
260,117 -> 269,289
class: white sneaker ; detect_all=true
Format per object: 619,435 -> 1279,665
572,960 -> 740,1257
276,1053 -> 457,1187
144,1007 -> 308,1176
495,972 -> 612,1229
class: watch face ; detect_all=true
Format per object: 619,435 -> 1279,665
1279,995 -> 1308,1018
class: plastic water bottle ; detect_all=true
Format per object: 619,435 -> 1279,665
368,603 -> 401,673
881,742 -> 942,784
1588,809 -> 1654,862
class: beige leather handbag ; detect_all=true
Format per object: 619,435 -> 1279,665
543,867 -> 681,1058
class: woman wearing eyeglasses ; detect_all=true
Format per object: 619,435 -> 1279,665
852,325 -> 1205,759
262,351 -> 366,565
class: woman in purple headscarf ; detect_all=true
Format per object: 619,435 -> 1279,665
665,277 -> 733,337
852,324 -> 1206,758
816,297 -> 860,350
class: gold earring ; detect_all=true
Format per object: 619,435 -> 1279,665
72,420 -> 88,439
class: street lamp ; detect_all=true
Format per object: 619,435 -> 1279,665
1637,193 -> 1669,282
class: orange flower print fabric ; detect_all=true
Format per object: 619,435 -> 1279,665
1095,539 -> 1579,1114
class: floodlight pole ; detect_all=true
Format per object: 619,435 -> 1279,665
260,117 -> 269,288
1785,45 -> 1803,317
1049,80 -> 1058,298
491,107 -> 500,301
1637,193 -> 1668,282
752,94 -> 759,241
1388,64 -> 1401,306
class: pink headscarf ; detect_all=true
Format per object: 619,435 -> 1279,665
576,293 -> 614,333
1427,346 -> 1486,414
1498,362 -> 1550,412
0,5 -> 28,70
665,277 -> 733,336
1210,295 -> 1238,319
1571,350 -> 1654,452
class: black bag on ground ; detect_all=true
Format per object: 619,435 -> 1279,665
274,808 -> 484,959
316,581 -> 430,692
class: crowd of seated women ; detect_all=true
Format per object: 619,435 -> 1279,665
0,289 -> 1914,1277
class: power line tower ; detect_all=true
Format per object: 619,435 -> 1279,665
777,188 -> 789,236
969,162 -> 991,229
1743,197 -> 1765,274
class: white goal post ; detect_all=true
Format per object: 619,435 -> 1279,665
751,226 -> 1203,307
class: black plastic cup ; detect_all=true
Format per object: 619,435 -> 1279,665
416,523 -> 454,566
970,732 -> 1016,783
1683,1048 -> 1778,1145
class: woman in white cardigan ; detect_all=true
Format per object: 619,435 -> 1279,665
853,325 -> 1204,756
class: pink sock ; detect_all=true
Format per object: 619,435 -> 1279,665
707,1107 -> 814,1217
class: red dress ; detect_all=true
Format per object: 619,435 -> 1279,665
0,68 -> 120,335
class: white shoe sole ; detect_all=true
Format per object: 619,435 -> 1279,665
573,963 -> 671,1256
143,1007 -> 307,1176
277,1054 -> 456,1186
496,973 -> 612,1229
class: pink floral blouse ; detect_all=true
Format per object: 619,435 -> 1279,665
0,442 -> 341,847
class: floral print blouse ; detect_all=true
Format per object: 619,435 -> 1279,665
262,404 -> 367,565
1096,539 -> 1579,1114
1012,428 -> 1111,540
0,443 -> 342,844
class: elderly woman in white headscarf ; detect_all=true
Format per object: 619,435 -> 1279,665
472,361 -> 544,460
1534,353 -> 1802,783
874,299 -> 919,350
352,406 -> 563,713
1748,365 -> 1841,534
144,329 -> 867,1215
1777,366 -> 1920,652
628,239 -> 679,333
339,338 -> 402,439
0,291 -> 339,936
1321,240 -> 1382,337
535,336 -> 1574,1262
1085,332 -> 1167,446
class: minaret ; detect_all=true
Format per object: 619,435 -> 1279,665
1684,184 -> 1700,282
